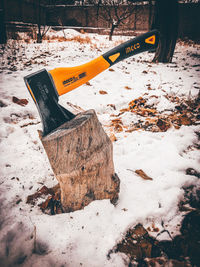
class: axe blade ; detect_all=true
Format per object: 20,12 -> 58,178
24,69 -> 75,137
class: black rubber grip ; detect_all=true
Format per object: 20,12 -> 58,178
102,30 -> 159,66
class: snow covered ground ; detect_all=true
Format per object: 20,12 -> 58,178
0,29 -> 200,266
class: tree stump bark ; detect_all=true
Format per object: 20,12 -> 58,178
40,109 -> 120,213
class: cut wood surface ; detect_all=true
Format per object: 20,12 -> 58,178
40,109 -> 120,213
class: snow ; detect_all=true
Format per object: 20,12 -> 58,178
0,29 -> 200,266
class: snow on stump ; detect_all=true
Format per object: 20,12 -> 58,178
40,109 -> 120,213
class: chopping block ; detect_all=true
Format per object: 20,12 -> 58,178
40,109 -> 120,213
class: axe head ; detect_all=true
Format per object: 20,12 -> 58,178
24,69 -> 75,137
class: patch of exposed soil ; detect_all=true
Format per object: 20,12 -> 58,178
108,184 -> 200,267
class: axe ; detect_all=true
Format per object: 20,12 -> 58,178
24,30 -> 159,136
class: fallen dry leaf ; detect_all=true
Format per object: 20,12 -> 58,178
107,94 -> 198,135
12,96 -> 28,106
109,132 -> 117,142
145,117 -> 157,124
137,108 -> 157,117
85,81 -> 92,86
118,108 -> 129,116
125,126 -> 140,133
142,70 -> 148,74
178,115 -> 192,126
99,90 -> 108,95
135,169 -> 153,181
39,196 -> 51,210
124,86 -> 132,90
111,118 -> 123,124
156,119 -> 171,132
107,104 -> 116,110
26,184 -> 60,205
129,97 -> 146,110
110,113 -> 119,117
114,123 -> 123,132
27,184 -> 62,215
120,108 -> 129,113
26,185 -> 51,204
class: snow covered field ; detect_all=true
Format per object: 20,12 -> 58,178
0,29 -> 200,266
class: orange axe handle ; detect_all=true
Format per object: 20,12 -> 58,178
49,30 -> 159,96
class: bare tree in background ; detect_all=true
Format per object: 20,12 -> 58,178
37,0 -> 50,43
151,0 -> 179,63
89,0 -> 136,41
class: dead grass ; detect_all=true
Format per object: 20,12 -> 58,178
44,35 -> 92,44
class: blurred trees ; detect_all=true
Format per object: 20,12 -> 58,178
88,0 -> 136,40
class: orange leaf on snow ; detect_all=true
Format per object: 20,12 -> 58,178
125,127 -> 141,133
124,86 -> 132,90
145,117 -> 157,124
135,169 -> 153,181
128,97 -> 146,109
114,124 -> 123,132
137,108 -> 157,117
119,108 -> 129,113
99,90 -> 108,95
108,132 -> 117,142
85,81 -> 92,86
111,118 -> 123,124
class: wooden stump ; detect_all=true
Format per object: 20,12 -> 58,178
40,109 -> 120,213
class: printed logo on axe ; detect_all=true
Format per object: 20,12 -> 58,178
63,72 -> 87,87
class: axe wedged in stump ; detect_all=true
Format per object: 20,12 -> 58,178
24,31 -> 159,212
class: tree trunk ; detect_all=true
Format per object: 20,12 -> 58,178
37,0 -> 42,43
152,0 -> 179,63
148,0 -> 153,31
37,33 -> 43,43
109,23 -> 117,41
0,0 -> 7,44
40,109 -> 120,213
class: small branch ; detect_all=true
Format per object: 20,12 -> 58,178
42,26 -> 50,38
